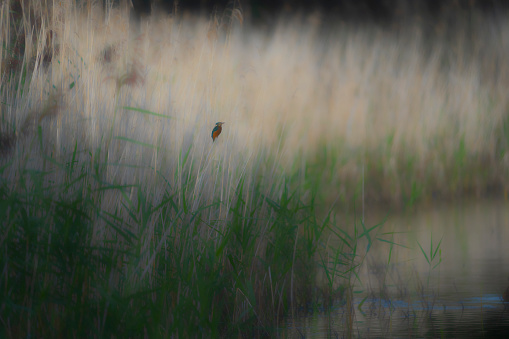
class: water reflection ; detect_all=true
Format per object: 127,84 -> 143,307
286,199 -> 509,337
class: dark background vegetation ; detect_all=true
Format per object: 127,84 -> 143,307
128,0 -> 508,21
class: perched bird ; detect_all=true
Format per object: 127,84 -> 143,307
211,122 -> 225,142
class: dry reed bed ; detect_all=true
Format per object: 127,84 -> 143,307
3,2 -> 509,207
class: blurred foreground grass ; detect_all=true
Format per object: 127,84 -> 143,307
1,0 -> 508,336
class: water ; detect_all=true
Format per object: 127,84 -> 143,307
285,198 -> 509,337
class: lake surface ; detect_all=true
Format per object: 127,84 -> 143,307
285,198 -> 509,338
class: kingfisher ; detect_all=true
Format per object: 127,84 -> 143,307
211,122 -> 225,142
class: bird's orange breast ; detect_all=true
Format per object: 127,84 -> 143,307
212,126 -> 222,141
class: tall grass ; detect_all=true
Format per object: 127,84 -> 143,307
3,1 -> 509,205
0,0 -> 507,336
